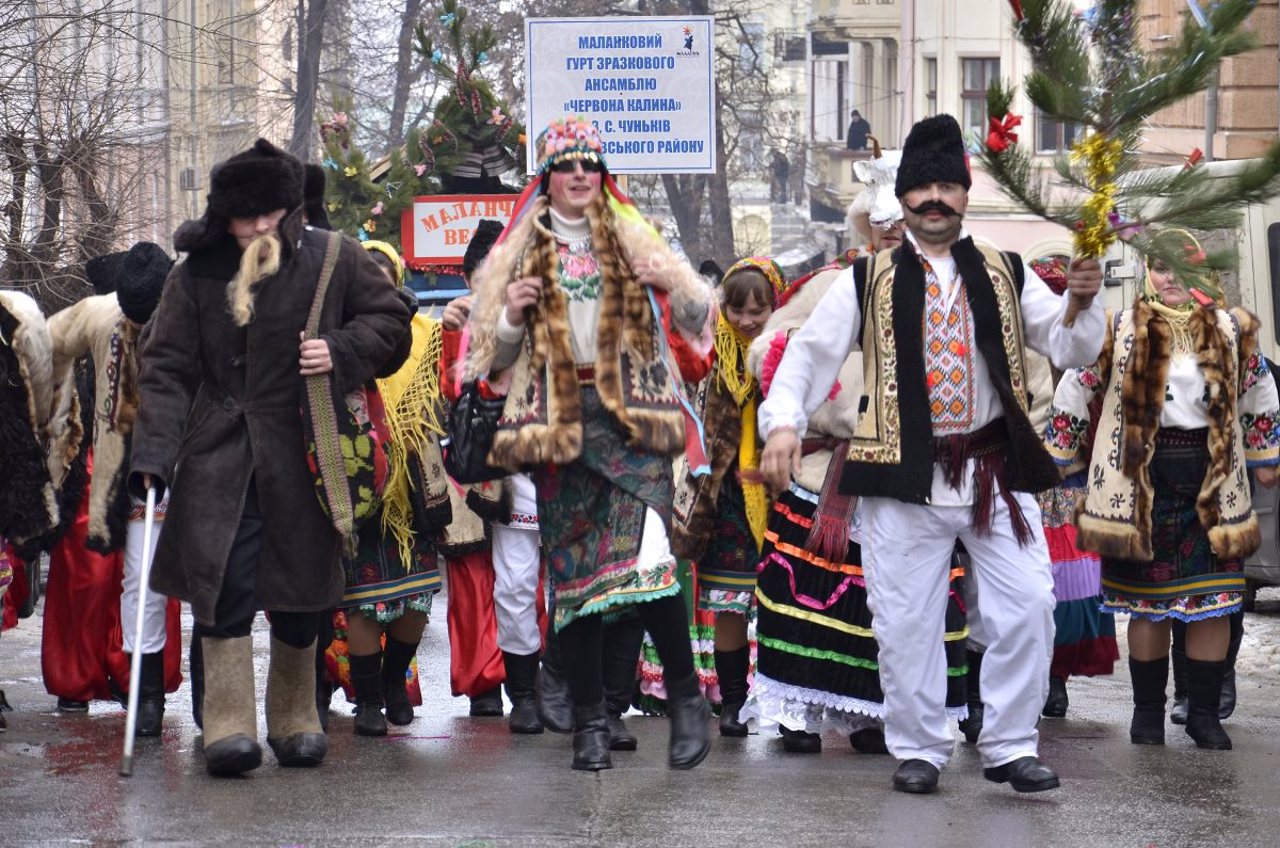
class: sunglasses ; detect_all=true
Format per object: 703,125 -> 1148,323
549,158 -> 603,174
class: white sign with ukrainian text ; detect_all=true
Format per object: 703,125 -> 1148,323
525,16 -> 716,175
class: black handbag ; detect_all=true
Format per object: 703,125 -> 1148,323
443,380 -> 507,484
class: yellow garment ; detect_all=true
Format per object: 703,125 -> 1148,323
715,315 -> 767,550
376,314 -> 445,567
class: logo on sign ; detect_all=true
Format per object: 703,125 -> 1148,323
677,25 -> 700,57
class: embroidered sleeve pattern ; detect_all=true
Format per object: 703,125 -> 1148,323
1239,353 -> 1280,467
1044,364 -> 1105,466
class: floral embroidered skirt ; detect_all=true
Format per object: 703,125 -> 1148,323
696,471 -> 760,617
741,485 -> 969,732
1101,429 -> 1244,622
533,387 -> 680,632
340,506 -> 441,624
1037,472 -> 1118,678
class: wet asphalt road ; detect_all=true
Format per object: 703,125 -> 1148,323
3,591 -> 1280,848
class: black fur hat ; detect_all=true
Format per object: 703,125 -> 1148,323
85,251 -> 127,295
304,163 -> 332,230
207,138 -> 304,220
462,219 -> 505,277
116,242 -> 174,325
895,114 -> 971,197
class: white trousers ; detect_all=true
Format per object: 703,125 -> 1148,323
121,517 -> 168,655
861,489 -> 1054,769
492,476 -> 542,656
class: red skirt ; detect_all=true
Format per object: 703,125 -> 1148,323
41,478 -> 182,701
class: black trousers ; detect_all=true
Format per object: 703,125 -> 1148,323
193,480 -> 323,648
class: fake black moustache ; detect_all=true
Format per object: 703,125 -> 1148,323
905,200 -> 962,218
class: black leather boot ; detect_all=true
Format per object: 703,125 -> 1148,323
189,635 -> 204,731
536,627 -> 574,732
133,651 -> 167,737
602,617 -> 645,750
1042,676 -> 1068,718
381,636 -> 418,726
664,672 -> 711,770
957,649 -> 984,744
469,687 -> 504,717
1169,644 -> 1189,725
714,646 -> 750,738
571,703 -> 613,771
1129,656 -> 1167,745
1185,659 -> 1232,750
349,651 -> 387,737
504,651 -> 545,734
1220,614 -> 1243,720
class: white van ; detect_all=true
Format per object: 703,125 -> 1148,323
1103,159 -> 1280,608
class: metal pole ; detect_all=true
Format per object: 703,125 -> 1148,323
119,486 -> 158,777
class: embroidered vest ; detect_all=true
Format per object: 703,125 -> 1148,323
840,238 -> 1060,503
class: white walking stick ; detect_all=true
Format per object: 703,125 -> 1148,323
119,485 -> 157,777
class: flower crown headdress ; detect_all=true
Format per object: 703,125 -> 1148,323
535,115 -> 606,175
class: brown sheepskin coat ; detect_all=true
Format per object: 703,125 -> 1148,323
129,215 -> 411,623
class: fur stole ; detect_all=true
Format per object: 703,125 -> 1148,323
0,291 -> 60,545
1076,300 -> 1260,561
463,196 -> 704,470
47,295 -> 140,552
672,360 -> 744,560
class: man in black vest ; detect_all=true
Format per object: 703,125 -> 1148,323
759,114 -> 1104,795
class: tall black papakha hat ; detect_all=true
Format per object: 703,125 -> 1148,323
895,114 -> 972,197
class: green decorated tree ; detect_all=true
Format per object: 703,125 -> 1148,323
980,0 -> 1280,309
414,0 -> 527,194
319,0 -> 526,260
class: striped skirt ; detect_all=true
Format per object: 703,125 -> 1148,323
742,485 -> 969,732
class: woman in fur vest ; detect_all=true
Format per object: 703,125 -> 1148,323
1045,230 -> 1280,751
129,139 -> 411,776
463,116 -> 717,771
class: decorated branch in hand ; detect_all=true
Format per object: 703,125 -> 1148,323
981,0 -> 1280,311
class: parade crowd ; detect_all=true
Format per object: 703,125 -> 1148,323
2,110 -> 1276,796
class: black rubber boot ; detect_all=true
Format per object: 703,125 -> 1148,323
189,635 -> 204,731
571,703 -> 613,771
1129,656 -> 1168,745
503,651 -> 545,734
350,651 -> 387,737
469,687 -> 504,717
714,646 -> 750,738
664,672 -> 711,770
602,617 -> 645,750
1220,614 -> 1243,720
381,636 -> 418,726
1042,676 -> 1068,718
957,649 -> 984,744
537,627 -> 574,732
1185,659 -> 1232,750
1169,644 -> 1189,725
133,651 -> 167,737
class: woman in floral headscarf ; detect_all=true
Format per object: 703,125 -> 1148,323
666,258 -> 786,736
1045,230 -> 1280,751
463,115 -> 717,772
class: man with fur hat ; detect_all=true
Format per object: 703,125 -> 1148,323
759,114 -> 1105,795
129,138 -> 411,776
40,242 -> 184,727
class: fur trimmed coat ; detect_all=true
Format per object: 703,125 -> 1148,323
462,197 -> 714,472
46,294 -> 140,553
129,214 -> 412,623
1045,301 -> 1280,563
0,290 -> 59,545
